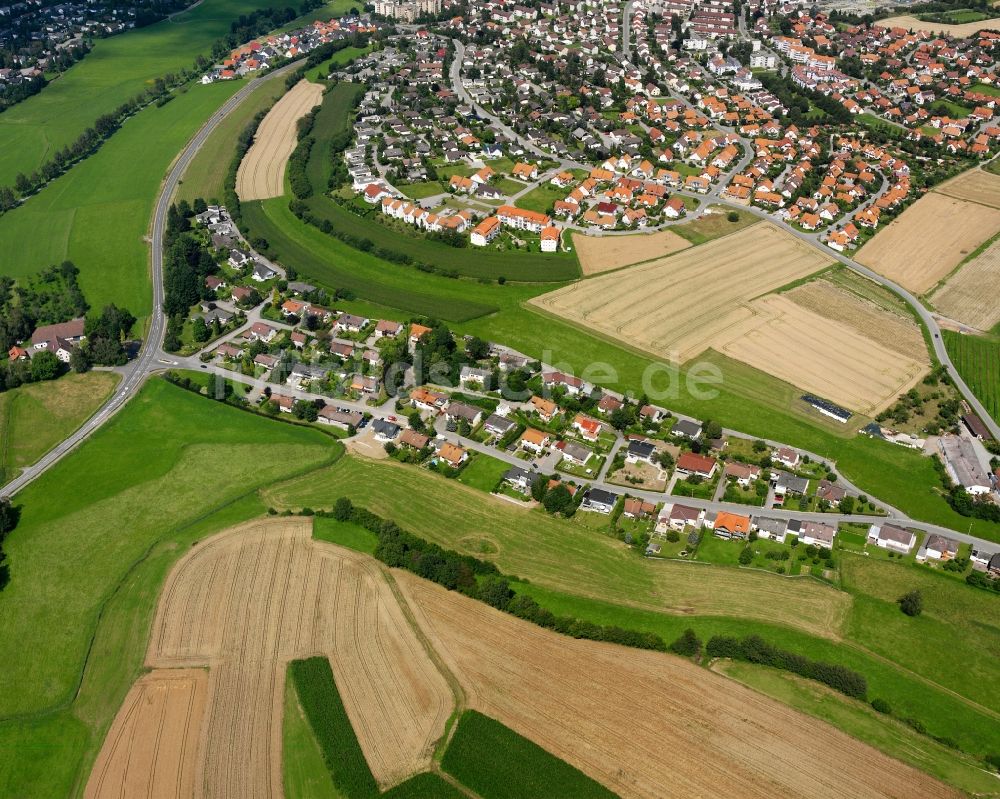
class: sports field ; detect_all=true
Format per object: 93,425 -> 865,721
572,229 -> 691,275
529,223 -> 830,363
0,0 -> 282,186
857,192 -> 1000,293
0,80 -> 243,316
0,371 -> 119,485
398,572 -> 956,799
931,237 -> 1000,330
237,79 -> 323,201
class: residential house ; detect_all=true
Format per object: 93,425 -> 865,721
560,441 -> 593,466
399,428 -> 430,450
868,523 -> 916,553
573,414 -> 603,441
672,418 -> 702,439
657,503 -> 703,533
623,498 -> 656,520
484,413 -> 516,437
459,365 -> 491,390
754,517 -> 788,542
723,461 -> 761,487
318,407 -> 363,430
530,395 -> 558,422
714,511 -> 752,540
520,427 -> 551,453
797,520 -> 836,548
504,466 -> 540,493
410,387 -> 448,412
815,479 -> 846,506
920,534 -> 959,561
676,452 -> 717,479
372,418 -> 401,441
445,401 -> 483,427
626,439 -> 656,464
581,488 -> 618,514
436,441 -> 468,468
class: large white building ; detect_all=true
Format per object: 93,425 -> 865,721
374,0 -> 441,21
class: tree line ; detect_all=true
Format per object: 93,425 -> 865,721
305,498 -> 671,652
0,498 -> 19,592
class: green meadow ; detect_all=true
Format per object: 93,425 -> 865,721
0,0 -> 285,186
0,80 -> 242,316
263,452 -> 1000,771
0,371 -> 119,485
0,378 -> 336,797
175,76 -> 288,204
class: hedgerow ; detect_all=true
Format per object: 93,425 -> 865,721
706,634 -> 868,700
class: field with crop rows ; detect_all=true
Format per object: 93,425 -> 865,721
943,330 -> 1000,419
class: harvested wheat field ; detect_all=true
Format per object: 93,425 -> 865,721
91,518 -> 452,799
531,223 -> 829,363
84,669 -> 207,799
931,237 -> 1000,330
876,14 -> 1000,36
719,293 -> 928,415
573,229 -> 691,275
236,80 -> 323,201
786,279 -> 929,361
857,192 -> 1000,293
397,572 -> 956,799
935,168 -> 1000,209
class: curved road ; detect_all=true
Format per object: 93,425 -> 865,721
1,61 -> 302,499
3,53 -> 999,555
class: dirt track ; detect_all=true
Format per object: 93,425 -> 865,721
236,80 -> 323,201
857,192 -> 1000,293
396,572 -> 959,799
91,519 -> 453,798
84,669 -> 207,799
573,229 -> 691,275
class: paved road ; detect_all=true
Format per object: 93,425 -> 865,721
4,48 -> 1000,558
1,61 -> 302,499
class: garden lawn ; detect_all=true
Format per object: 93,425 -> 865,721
175,76 -> 288,204
456,453 -> 509,492
0,80 -> 244,316
0,371 -> 119,485
515,183 -> 567,215
0,0 -> 284,185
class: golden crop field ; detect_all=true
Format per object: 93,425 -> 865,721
398,573 -> 958,799
935,168 -> 1000,210
236,80 -> 324,201
931,237 -> 1000,330
573,229 -> 691,275
857,192 -> 1000,293
530,223 -> 830,363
